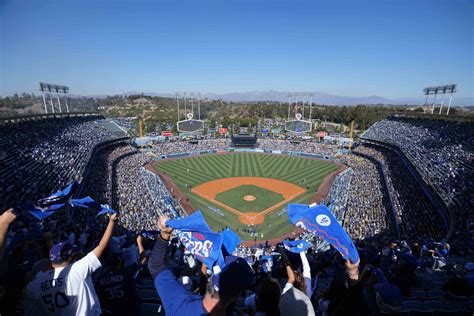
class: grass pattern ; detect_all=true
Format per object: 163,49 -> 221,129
153,153 -> 339,240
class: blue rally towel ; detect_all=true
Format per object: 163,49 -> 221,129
37,181 -> 78,207
27,203 -> 65,220
283,239 -> 309,253
288,203 -> 359,263
96,204 -> 117,217
221,228 -> 241,256
166,211 -> 223,269
215,228 -> 241,271
69,196 -> 117,217
69,196 -> 100,209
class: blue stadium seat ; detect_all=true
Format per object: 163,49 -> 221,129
423,300 -> 446,312
139,279 -> 155,287
411,289 -> 428,299
445,292 -> 471,302
401,300 -> 425,312
427,290 -> 446,299
137,284 -> 155,290
445,301 -> 470,313
139,289 -> 159,300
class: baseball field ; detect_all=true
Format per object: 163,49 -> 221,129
152,153 -> 340,241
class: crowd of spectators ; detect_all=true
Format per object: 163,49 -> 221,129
257,139 -> 338,156
339,155 -> 393,240
81,143 -> 136,206
324,168 -> 354,222
151,139 -> 230,156
354,145 -> 446,240
362,117 -> 474,224
114,153 -> 162,232
0,116 -> 472,315
0,116 -> 125,211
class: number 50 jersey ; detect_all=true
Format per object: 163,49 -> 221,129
25,252 -> 102,316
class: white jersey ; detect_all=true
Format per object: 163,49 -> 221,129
25,252 -> 102,316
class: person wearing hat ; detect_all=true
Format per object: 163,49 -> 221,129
148,215 -> 254,316
23,213 -> 118,316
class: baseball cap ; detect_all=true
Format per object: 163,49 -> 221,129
49,242 -> 75,264
212,256 -> 254,297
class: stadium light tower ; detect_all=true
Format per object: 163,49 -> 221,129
176,91 -> 204,133
39,82 -> 71,114
286,92 -> 313,134
422,84 -> 457,115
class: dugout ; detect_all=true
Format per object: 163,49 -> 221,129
231,134 -> 257,147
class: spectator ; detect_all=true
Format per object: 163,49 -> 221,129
23,213 -> 118,315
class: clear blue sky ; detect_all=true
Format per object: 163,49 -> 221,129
1,0 -> 472,99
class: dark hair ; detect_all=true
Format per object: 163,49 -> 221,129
256,278 -> 281,316
294,270 -> 307,295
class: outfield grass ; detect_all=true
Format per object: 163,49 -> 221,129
153,153 -> 339,240
215,185 -> 284,213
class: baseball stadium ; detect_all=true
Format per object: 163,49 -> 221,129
1,1 -> 473,315
150,153 -> 341,241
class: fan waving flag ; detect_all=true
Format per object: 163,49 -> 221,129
27,203 -> 65,220
37,181 -> 78,207
166,211 -> 223,269
283,239 -> 309,253
96,204 -> 117,217
27,181 -> 79,220
221,228 -> 241,256
69,196 -> 117,217
288,203 -> 359,263
69,196 -> 100,209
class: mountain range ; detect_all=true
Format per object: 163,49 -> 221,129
113,90 -> 472,106
73,90 -> 473,106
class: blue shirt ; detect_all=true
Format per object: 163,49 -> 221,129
155,269 -> 206,316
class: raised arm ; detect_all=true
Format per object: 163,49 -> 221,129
300,251 -> 312,297
276,247 -> 295,284
92,213 -> 118,258
148,215 -> 173,279
0,208 -> 16,260
345,259 -> 360,284
136,234 -> 147,265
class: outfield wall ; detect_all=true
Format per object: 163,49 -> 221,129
156,147 -> 341,163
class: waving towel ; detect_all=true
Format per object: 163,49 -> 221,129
27,203 -> 65,220
283,239 -> 309,253
166,211 -> 223,269
37,181 -> 78,207
69,196 -> 99,209
288,203 -> 359,263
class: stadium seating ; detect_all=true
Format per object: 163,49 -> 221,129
362,117 -> 474,234
1,117 -> 473,315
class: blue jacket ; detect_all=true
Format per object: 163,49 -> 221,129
148,235 -> 207,316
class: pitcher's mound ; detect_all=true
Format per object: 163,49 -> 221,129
243,195 -> 256,201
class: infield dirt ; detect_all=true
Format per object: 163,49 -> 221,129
191,177 -> 305,225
